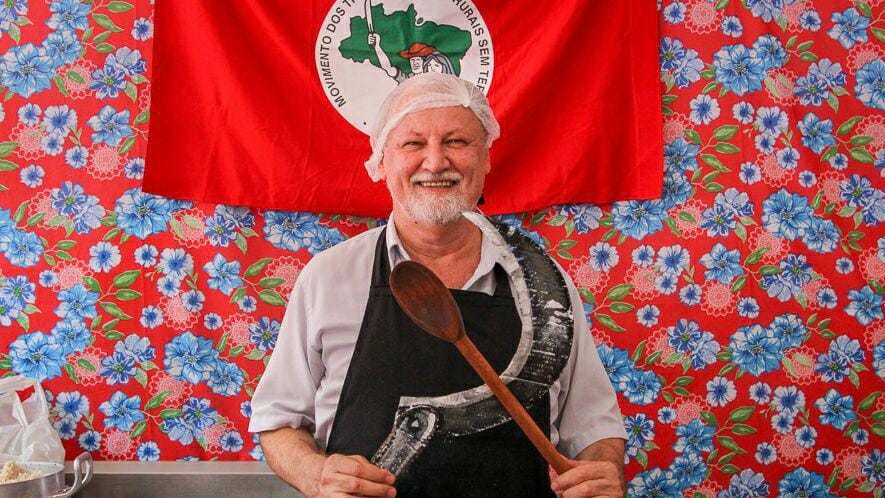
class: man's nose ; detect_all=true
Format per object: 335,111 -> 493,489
423,141 -> 449,172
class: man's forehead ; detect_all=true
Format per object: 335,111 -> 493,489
391,106 -> 484,134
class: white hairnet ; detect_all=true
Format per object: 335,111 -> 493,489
364,73 -> 500,182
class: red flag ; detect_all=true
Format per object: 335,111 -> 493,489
143,0 -> 662,216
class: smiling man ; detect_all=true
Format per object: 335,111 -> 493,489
250,73 -> 628,498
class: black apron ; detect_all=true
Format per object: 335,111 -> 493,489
326,228 -> 556,497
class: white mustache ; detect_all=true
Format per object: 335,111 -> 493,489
410,172 -> 463,184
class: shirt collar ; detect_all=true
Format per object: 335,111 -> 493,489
385,212 -> 498,290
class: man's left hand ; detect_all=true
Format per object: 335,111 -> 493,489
550,460 -> 625,498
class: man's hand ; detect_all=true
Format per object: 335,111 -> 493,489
314,454 -> 397,498
550,460 -> 625,498
367,33 -> 379,47
259,427 -> 396,498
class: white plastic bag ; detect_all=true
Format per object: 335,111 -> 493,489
0,375 -> 65,465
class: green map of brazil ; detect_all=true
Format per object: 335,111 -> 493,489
339,4 -> 472,77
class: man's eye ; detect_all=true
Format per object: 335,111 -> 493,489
401,141 -> 423,148
446,139 -> 468,146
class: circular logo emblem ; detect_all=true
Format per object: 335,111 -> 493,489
315,0 -> 494,134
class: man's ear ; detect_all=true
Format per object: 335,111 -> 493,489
377,157 -> 387,180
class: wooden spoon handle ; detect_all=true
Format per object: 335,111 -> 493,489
454,335 -> 574,475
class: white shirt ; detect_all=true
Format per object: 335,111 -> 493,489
248,216 -> 627,458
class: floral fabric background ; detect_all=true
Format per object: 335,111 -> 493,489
0,0 -> 883,496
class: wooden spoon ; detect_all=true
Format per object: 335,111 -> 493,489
389,260 -> 574,475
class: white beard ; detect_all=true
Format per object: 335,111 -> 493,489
399,187 -> 473,225
393,170 -> 474,225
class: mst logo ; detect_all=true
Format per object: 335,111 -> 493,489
315,0 -> 494,133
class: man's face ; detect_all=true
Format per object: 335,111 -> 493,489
378,105 -> 490,225
410,56 -> 424,74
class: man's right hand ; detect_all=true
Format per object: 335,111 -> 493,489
314,454 -> 396,498
367,33 -> 379,47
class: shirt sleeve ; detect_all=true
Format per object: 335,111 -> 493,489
248,267 -> 326,434
553,273 -> 628,458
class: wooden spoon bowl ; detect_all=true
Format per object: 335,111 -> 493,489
389,261 -> 464,343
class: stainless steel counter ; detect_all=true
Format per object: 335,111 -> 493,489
64,461 -> 304,498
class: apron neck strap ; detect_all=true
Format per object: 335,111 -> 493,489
371,227 -> 391,287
